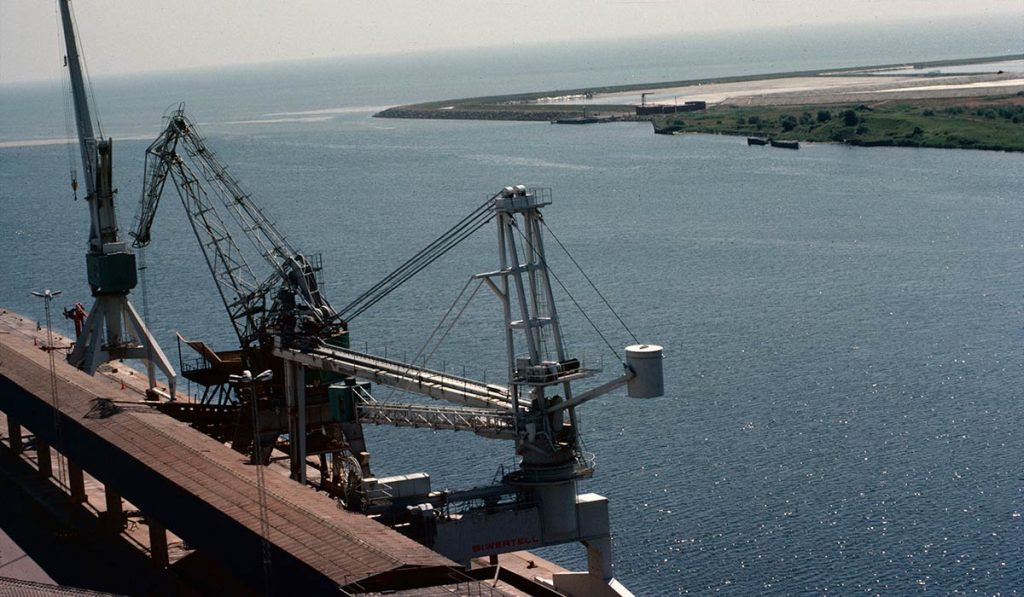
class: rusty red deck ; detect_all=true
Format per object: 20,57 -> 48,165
0,311 -> 460,593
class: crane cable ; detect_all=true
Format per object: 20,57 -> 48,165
137,247 -> 152,349
34,292 -> 69,491
539,217 -> 640,345
339,195 -> 497,320
379,276 -> 481,404
418,279 -> 485,375
507,219 -> 621,361
67,1 -> 103,140
339,203 -> 491,320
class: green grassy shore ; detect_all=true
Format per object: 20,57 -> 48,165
652,96 -> 1024,152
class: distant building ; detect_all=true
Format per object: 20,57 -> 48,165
635,101 -> 706,116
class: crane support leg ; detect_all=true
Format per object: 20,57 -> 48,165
123,299 -> 176,399
68,296 -> 176,399
68,299 -> 106,372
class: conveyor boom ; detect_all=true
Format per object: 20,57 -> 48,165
274,342 -> 512,410
358,401 -> 517,439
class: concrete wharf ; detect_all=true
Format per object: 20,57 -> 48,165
0,309 -> 561,595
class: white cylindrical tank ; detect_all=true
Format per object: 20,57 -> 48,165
626,344 -> 664,398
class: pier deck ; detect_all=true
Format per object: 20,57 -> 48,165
0,310 -> 529,594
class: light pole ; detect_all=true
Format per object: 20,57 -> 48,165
31,289 -> 62,351
228,368 -> 274,595
32,289 -> 66,487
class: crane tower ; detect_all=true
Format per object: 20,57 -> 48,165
58,0 -> 176,398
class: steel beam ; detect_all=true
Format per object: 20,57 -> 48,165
357,401 -> 518,439
284,361 -> 299,479
274,343 -> 511,411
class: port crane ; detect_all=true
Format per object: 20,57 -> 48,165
132,108 -> 358,481
56,0 -> 176,399
134,106 -> 662,595
134,108 -> 342,355
274,186 -> 662,595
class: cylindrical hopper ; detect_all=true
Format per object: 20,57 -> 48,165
626,344 -> 663,398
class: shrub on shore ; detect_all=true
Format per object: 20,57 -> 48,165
650,96 -> 1024,152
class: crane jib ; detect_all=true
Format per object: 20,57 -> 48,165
132,108 -> 342,355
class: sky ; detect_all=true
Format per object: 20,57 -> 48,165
1,0 -> 1022,84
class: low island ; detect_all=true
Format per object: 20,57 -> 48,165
375,55 -> 1024,152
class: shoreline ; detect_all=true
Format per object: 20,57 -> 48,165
375,54 -> 1022,119
374,55 -> 1024,151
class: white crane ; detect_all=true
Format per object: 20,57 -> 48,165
275,186 -> 663,593
57,0 -> 175,399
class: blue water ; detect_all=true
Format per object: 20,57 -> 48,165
2,18 -> 1023,595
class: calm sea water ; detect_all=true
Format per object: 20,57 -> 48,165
2,18 -> 1023,595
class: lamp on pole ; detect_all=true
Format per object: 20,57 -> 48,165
32,288 -> 67,487
31,289 -> 62,351
227,368 -> 273,465
228,368 -> 274,595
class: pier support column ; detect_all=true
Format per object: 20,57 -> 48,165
6,417 -> 22,454
35,437 -> 52,478
68,460 -> 87,503
296,365 -> 307,484
285,362 -> 308,483
103,485 -> 124,531
584,536 -> 614,581
285,362 -> 298,479
148,519 -> 169,568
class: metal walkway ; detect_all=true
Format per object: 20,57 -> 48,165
358,400 -> 518,439
275,342 -> 513,410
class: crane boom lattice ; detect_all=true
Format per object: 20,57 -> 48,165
133,107 -> 343,354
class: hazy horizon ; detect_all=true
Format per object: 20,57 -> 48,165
2,1 -> 1021,85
